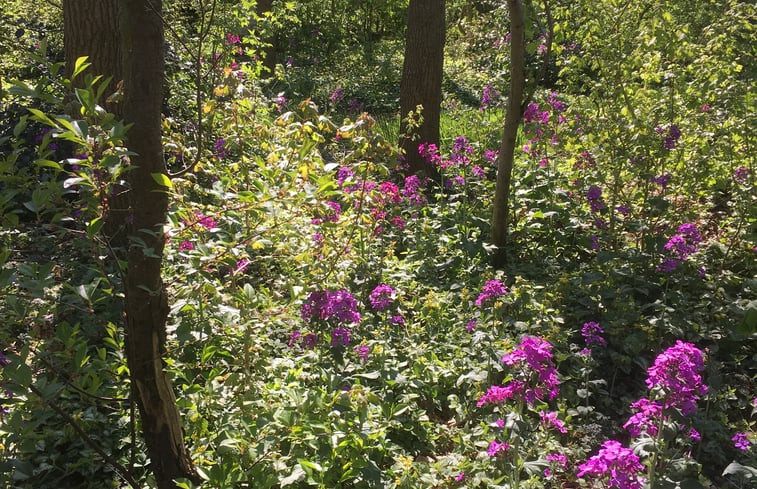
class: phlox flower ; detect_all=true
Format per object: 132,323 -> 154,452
178,241 -> 194,251
330,326 -> 351,347
577,440 -> 645,489
487,440 -> 510,457
475,279 -> 507,307
582,321 -> 606,347
732,432 -> 750,451
623,398 -> 664,437
540,410 -> 568,434
369,284 -> 396,311
645,340 -> 707,415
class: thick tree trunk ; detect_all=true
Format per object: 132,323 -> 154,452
120,1 -> 199,487
63,0 -> 129,245
63,0 -> 122,115
399,0 -> 445,179
491,0 -> 525,269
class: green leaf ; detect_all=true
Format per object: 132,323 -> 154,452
151,172 -> 173,189
298,459 -> 322,472
86,216 -> 105,239
34,159 -> 62,170
72,56 -> 90,78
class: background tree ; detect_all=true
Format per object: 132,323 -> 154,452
399,0 -> 445,178
491,0 -> 525,268
119,1 -> 200,487
62,0 -> 122,115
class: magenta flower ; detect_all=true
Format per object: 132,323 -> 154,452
540,410 -> 568,434
623,398 -> 664,437
330,326 -> 351,347
475,279 -> 508,307
581,321 -> 606,347
586,185 -> 605,213
301,289 -> 361,325
645,340 -> 707,415
732,432 -> 750,451
577,440 -> 645,489
487,440 -> 510,457
354,344 -> 370,361
369,284 -> 396,311
179,241 -> 194,251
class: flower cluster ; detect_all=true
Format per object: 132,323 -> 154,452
480,84 -> 501,110
479,337 -> 560,406
540,410 -> 568,434
645,340 -> 707,415
487,440 -> 510,457
581,321 -> 606,347
732,432 -> 751,451
733,166 -> 750,184
658,222 -> 703,272
586,185 -> 605,214
577,440 -> 645,489
369,284 -> 396,311
623,398 -> 664,437
660,124 -> 682,150
301,289 -> 361,325
474,279 -> 507,307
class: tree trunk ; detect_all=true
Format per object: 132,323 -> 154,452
120,1 -> 200,487
399,0 -> 445,179
62,0 -> 122,116
256,0 -> 277,77
491,0 -> 525,269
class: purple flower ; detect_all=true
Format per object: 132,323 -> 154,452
354,344 -> 370,361
275,94 -> 287,112
733,166 -> 750,184
577,440 -> 645,489
487,440 -> 510,457
589,234 -> 600,251
484,149 -> 499,163
732,432 -> 750,451
194,212 -> 217,230
213,138 -> 229,159
179,241 -> 194,251
495,336 -> 560,405
586,185 -> 605,213
330,327 -> 351,347
645,341 -> 707,415
0,351 -> 9,367
662,124 -> 682,150
475,279 -> 507,307
548,92 -> 566,112
623,398 -> 664,437
226,33 -> 240,45
347,98 -> 363,114
302,333 -> 319,349
301,289 -> 361,325
616,204 -> 630,216
465,320 -> 476,333
540,410 -> 568,434
369,284 -> 396,311
688,427 -> 701,442
337,166 -> 355,186
329,87 -> 345,104
389,314 -> 404,325
455,472 -> 465,482
547,453 -> 568,467
288,330 -> 301,347
581,321 -> 606,347
651,173 -> 672,190
234,258 -> 250,274
480,84 -> 500,110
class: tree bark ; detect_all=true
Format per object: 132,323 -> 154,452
399,0 -> 445,179
256,0 -> 277,77
491,0 -> 525,269
62,0 -> 122,116
120,1 -> 200,487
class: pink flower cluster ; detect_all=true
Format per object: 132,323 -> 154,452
478,336 -> 560,407
474,279 -> 508,307
301,289 -> 361,325
577,440 -> 645,489
645,340 -> 707,415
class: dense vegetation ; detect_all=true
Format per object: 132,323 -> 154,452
0,0 -> 754,488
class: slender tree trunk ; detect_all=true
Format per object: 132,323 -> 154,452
399,0 -> 445,179
62,0 -> 122,115
256,0 -> 276,77
120,1 -> 200,487
491,0 -> 525,269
